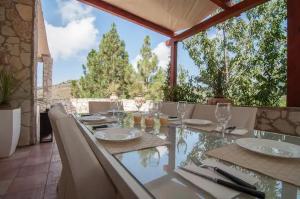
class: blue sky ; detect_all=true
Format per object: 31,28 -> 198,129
39,0 -> 199,86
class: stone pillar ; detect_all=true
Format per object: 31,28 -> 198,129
0,0 -> 37,146
42,55 -> 52,105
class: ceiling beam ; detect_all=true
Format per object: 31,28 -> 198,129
78,0 -> 174,37
209,0 -> 230,10
170,0 -> 268,42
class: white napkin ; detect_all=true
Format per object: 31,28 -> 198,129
229,129 -> 248,135
175,159 -> 259,199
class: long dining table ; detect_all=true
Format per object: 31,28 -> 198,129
74,113 -> 300,199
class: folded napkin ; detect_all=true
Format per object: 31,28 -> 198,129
82,118 -> 117,125
229,129 -> 248,135
175,159 -> 258,199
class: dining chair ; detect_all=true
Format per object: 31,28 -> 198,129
160,102 -> 195,118
89,101 -> 123,114
49,104 -> 74,199
192,104 -> 258,130
56,116 -> 117,199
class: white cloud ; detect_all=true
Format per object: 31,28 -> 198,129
56,0 -> 92,23
152,42 -> 170,70
131,42 -> 170,71
46,17 -> 99,60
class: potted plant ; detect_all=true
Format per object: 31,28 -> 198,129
0,68 -> 21,157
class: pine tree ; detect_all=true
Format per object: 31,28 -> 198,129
71,23 -> 135,98
136,36 -> 165,99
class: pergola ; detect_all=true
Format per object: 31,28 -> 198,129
79,0 -> 299,107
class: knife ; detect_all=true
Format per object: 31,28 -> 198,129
178,166 -> 265,199
191,158 -> 257,190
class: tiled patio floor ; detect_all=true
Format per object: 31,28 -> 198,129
0,141 -> 61,199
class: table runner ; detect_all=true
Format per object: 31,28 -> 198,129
206,144 -> 300,186
98,133 -> 170,154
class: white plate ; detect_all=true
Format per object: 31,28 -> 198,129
236,138 -> 300,159
183,119 -> 212,126
94,128 -> 143,142
79,115 -> 106,121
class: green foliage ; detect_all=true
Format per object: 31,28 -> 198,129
183,0 -> 287,107
163,65 -> 204,103
71,23 -> 135,98
71,26 -> 165,100
136,36 -> 165,100
0,69 -> 16,107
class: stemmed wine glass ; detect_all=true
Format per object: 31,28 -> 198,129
215,103 -> 232,142
152,101 -> 161,118
177,101 -> 187,127
134,95 -> 145,114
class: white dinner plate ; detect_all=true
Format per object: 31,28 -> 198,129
79,115 -> 106,122
94,128 -> 143,142
236,138 -> 300,159
183,119 -> 212,126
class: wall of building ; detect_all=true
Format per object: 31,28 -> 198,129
0,0 -> 37,146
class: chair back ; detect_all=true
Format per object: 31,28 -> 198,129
89,101 -> 112,113
161,102 -> 195,119
192,104 -> 257,130
56,117 -> 116,199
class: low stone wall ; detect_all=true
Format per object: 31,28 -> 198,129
255,107 -> 300,136
44,98 -> 300,136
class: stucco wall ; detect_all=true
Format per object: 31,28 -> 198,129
0,0 -> 37,146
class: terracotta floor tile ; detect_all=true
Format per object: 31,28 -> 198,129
50,154 -> 61,163
17,163 -> 50,178
49,162 -> 62,174
0,159 -> 25,170
23,156 -> 51,167
0,151 -> 30,163
44,184 -> 57,197
0,180 -> 13,196
4,187 -> 44,199
46,172 -> 61,186
0,168 -> 19,181
7,173 -> 47,193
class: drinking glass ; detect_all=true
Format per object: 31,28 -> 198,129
215,103 -> 232,141
177,101 -> 187,127
152,101 -> 161,118
134,95 -> 145,113
110,99 -> 118,118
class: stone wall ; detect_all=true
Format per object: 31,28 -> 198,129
255,107 -> 300,136
0,0 -> 37,146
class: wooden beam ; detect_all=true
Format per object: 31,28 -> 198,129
169,41 -> 178,87
78,0 -> 174,37
209,0 -> 230,10
287,0 -> 300,107
170,0 -> 268,42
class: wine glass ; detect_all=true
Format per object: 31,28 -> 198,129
215,103 -> 232,141
134,95 -> 145,114
152,101 -> 161,118
110,99 -> 118,118
177,101 -> 187,127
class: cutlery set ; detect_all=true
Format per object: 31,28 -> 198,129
178,158 -> 265,198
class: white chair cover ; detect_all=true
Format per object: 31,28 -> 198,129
160,102 -> 195,119
192,104 -> 257,130
56,117 -> 117,199
89,101 -> 112,113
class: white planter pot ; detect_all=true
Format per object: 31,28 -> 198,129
0,108 -> 21,158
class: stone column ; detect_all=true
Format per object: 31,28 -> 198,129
0,0 -> 37,146
42,55 -> 52,105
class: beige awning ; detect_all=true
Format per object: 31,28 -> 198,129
101,0 -> 219,33
37,0 -> 51,59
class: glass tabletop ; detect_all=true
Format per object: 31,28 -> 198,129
113,124 -> 300,199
